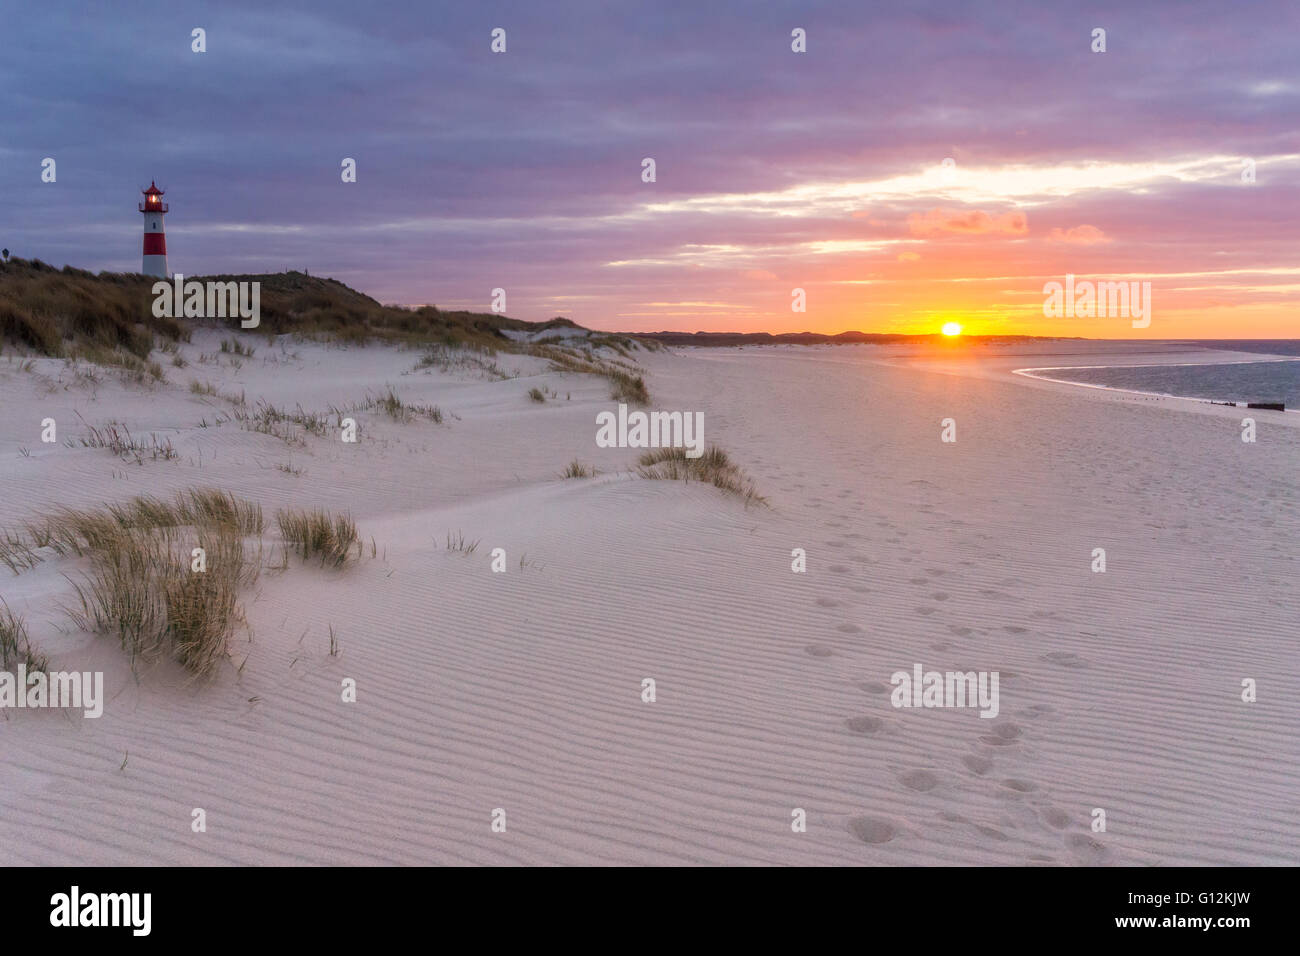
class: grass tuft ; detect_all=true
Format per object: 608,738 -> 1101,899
52,489 -> 265,677
636,445 -> 766,506
0,600 -> 47,672
276,508 -> 359,568
443,530 -> 479,555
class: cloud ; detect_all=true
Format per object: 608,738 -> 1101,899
1048,225 -> 1111,245
908,208 -> 1028,237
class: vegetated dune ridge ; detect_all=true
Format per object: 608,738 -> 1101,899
0,333 -> 1296,865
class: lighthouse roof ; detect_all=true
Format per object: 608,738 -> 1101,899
142,181 -> 164,196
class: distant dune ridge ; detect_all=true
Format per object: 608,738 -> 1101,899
1,256 -> 617,352
0,256 -> 651,403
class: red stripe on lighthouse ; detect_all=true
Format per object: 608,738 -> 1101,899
143,234 -> 167,255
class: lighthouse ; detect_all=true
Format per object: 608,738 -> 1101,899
139,182 -> 168,277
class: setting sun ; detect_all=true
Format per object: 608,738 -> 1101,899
941,322 -> 963,336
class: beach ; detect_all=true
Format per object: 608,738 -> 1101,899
1,337 -> 1297,865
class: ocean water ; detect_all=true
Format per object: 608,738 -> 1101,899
1038,358 -> 1300,408
1189,340 -> 1300,357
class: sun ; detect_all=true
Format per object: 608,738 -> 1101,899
941,322 -> 963,336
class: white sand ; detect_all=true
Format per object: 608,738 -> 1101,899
1,334 -> 1296,865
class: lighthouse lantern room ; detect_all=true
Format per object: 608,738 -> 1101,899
139,181 -> 169,277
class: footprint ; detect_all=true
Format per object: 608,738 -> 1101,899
914,607 -> 937,616
816,597 -> 841,608
908,577 -> 929,585
980,723 -> 1022,746
1040,807 -> 1071,829
848,815 -> 900,845
979,733 -> 1019,747
845,715 -> 886,735
805,644 -> 833,658
1042,651 -> 1088,669
1003,625 -> 1028,634
973,824 -> 1010,841
930,592 -> 950,601
1002,778 -> 1038,793
828,564 -> 850,574
947,625 -> 972,637
859,680 -> 890,694
899,769 -> 941,792
836,623 -> 862,634
1064,833 -> 1110,861
962,755 -> 993,776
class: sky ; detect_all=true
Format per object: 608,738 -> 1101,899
2,0 -> 1297,337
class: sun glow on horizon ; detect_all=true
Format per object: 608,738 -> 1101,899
941,322 -> 963,336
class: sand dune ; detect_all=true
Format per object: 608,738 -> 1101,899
1,336 -> 1296,864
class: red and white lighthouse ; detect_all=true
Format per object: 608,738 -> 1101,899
139,182 -> 168,277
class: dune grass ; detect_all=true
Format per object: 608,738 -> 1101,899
276,508 -> 359,568
443,530 -> 480,555
561,460 -> 595,479
636,445 -> 766,506
4,488 -> 362,679
76,420 -> 177,462
0,600 -> 46,672
47,489 -> 264,677
0,530 -> 42,574
365,387 -> 443,423
608,369 -> 649,404
529,343 -> 650,404
219,337 -> 254,357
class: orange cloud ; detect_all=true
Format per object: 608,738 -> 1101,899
742,269 -> 778,280
897,252 -> 921,262
908,207 -> 1028,237
1047,224 -> 1111,244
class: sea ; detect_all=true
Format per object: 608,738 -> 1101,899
1033,341 -> 1300,409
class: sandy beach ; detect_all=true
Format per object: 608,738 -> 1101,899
1,336 -> 1295,865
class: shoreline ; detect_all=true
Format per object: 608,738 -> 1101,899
1011,358 -> 1300,412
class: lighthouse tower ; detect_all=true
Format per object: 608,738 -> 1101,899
139,182 -> 168,277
